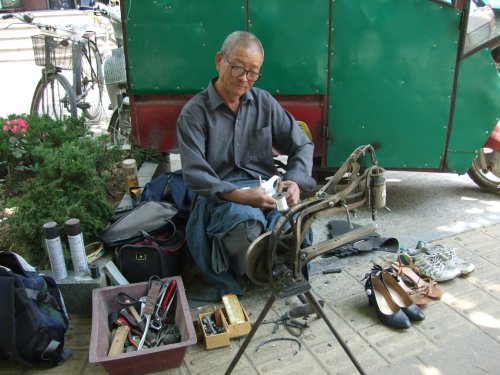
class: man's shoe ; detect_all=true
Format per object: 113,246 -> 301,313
411,251 -> 461,282
425,244 -> 475,276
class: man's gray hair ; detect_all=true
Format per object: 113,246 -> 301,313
220,31 -> 264,59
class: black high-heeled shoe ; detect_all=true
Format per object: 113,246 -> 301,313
379,270 -> 425,321
365,274 -> 411,329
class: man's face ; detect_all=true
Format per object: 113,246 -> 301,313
215,46 -> 263,100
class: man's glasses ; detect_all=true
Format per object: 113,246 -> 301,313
223,55 -> 262,82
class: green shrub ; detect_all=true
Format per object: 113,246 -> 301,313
5,137 -> 119,267
0,114 -> 90,197
0,114 -> 124,266
0,113 -> 163,267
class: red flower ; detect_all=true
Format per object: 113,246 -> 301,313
3,118 -> 29,134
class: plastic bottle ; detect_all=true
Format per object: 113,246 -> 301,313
122,158 -> 140,199
43,222 -> 67,280
65,218 -> 89,278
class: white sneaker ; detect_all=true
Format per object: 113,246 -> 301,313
411,251 -> 461,282
426,244 -> 475,275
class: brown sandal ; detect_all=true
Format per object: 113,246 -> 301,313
392,273 -> 431,306
390,253 -> 443,300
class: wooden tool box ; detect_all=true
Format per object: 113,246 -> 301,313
222,294 -> 251,338
198,294 -> 251,349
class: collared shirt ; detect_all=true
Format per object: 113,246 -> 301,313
176,78 -> 315,201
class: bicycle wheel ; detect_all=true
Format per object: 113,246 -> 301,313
76,40 -> 104,120
31,73 -> 77,120
108,107 -> 131,145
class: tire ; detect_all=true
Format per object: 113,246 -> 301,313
467,149 -> 500,195
76,40 -> 104,120
31,73 -> 77,120
107,106 -> 131,145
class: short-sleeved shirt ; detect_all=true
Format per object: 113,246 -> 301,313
176,78 -> 316,201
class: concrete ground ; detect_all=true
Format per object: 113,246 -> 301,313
1,153 -> 499,374
1,221 -> 500,375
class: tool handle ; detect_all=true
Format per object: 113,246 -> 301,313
160,279 -> 177,310
160,290 -> 177,321
128,305 -> 142,323
119,309 -> 139,328
143,280 -> 162,316
127,305 -> 155,343
322,268 -> 342,275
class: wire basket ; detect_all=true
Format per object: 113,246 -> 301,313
31,34 -> 74,70
103,47 -> 127,84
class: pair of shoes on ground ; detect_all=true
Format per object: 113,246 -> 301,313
387,259 -> 442,306
364,266 -> 425,329
400,242 -> 475,282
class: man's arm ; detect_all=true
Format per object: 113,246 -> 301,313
177,110 -> 235,201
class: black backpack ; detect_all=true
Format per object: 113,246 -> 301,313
0,251 -> 72,367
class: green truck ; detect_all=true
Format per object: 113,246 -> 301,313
118,0 -> 499,193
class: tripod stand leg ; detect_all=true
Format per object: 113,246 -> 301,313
303,291 -> 366,375
224,294 -> 277,375
297,293 -> 307,304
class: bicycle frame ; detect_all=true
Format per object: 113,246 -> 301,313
2,11 -> 104,121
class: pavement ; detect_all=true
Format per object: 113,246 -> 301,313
1,149 -> 500,374
1,220 -> 500,374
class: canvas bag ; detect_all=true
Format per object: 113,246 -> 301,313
0,251 -> 72,368
117,224 -> 188,283
99,201 -> 178,247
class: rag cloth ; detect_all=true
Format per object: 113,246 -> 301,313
322,220 -> 399,258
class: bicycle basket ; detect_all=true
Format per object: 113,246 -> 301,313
104,47 -> 126,85
31,34 -> 73,70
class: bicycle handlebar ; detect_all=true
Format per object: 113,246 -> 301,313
1,12 -> 33,23
1,11 -> 88,40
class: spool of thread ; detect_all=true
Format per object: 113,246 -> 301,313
273,192 -> 289,212
89,264 -> 100,279
66,218 -> 89,277
43,222 -> 67,280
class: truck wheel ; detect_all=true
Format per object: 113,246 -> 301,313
107,107 -> 131,146
467,149 -> 500,194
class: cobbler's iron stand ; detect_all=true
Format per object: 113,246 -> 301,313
224,281 -> 366,375
225,145 -> 384,375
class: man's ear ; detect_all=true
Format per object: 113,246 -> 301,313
215,52 -> 223,72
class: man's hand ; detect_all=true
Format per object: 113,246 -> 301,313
279,180 -> 301,206
219,186 -> 277,209
219,180 -> 301,209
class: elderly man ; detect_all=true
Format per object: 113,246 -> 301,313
176,31 -> 315,297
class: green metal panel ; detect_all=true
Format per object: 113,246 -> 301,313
123,0 -> 245,94
447,50 -> 500,173
328,0 -> 460,168
248,0 -> 329,94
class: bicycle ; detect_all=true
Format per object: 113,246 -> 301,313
93,3 -> 131,146
1,12 -> 104,121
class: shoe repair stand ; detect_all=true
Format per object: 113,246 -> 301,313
224,281 -> 366,375
226,145 -> 387,375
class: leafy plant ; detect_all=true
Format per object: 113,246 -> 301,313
0,113 -> 162,267
0,114 -> 90,197
0,114 -> 125,266
0,118 -> 30,196
4,138 -> 119,267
